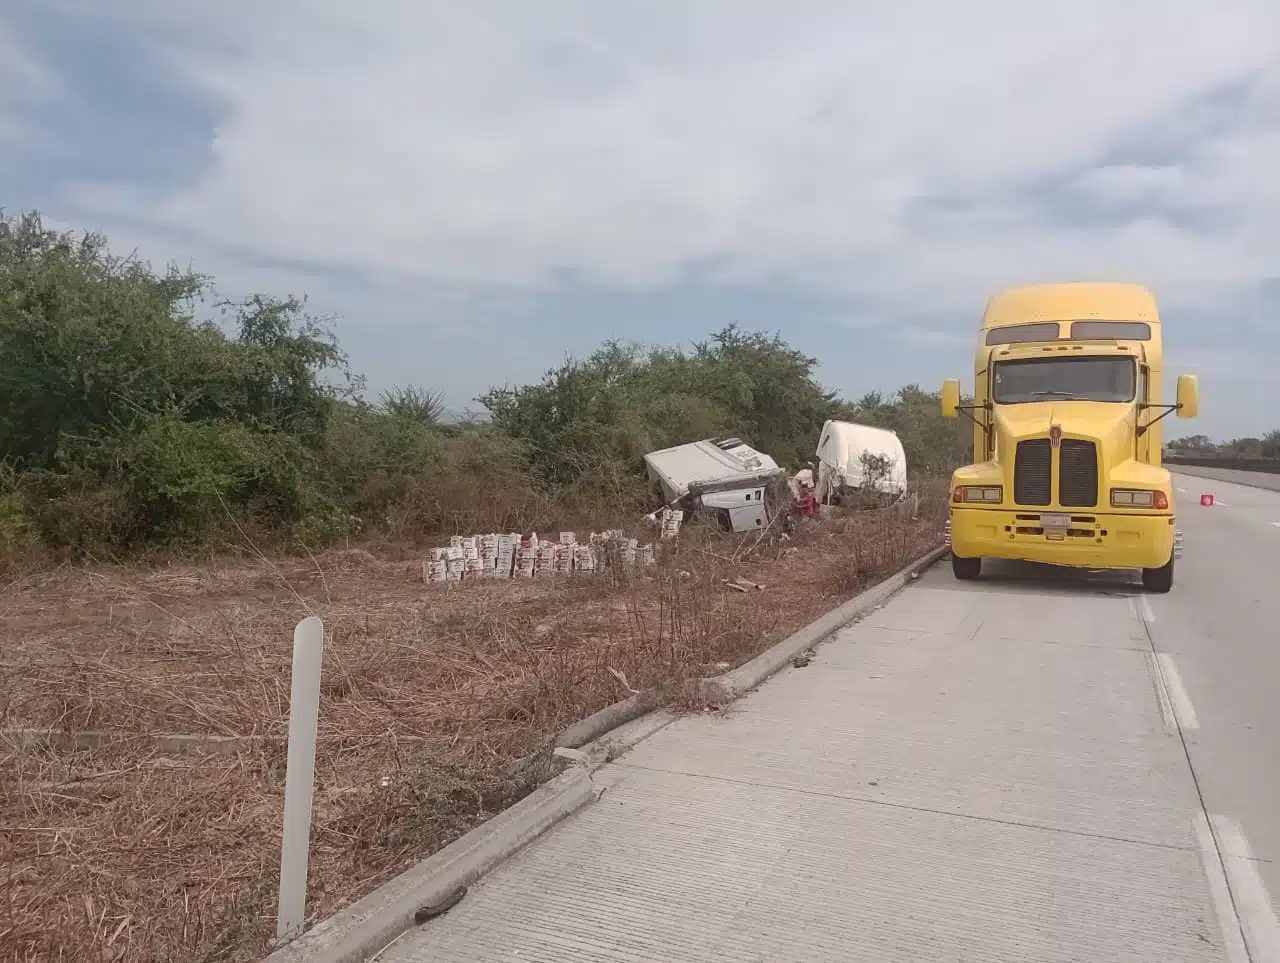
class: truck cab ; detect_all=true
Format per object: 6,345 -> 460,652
940,283 -> 1199,592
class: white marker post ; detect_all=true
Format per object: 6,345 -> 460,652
276,616 -> 325,944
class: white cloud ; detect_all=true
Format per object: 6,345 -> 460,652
41,0 -> 1278,310
1,1 -> 1268,445
0,20 -> 61,143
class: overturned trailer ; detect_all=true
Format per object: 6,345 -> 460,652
643,437 -> 786,532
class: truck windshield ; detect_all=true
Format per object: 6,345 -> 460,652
992,357 -> 1136,404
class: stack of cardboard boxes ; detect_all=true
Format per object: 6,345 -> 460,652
423,529 -> 653,583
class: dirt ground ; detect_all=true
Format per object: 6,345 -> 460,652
0,500 -> 944,963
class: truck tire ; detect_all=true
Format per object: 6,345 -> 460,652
1142,554 -> 1174,593
952,554 -> 981,580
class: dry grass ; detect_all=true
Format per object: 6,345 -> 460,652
0,493 -> 945,963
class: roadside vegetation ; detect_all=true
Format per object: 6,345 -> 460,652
1,210 -> 966,963
1167,432 -> 1280,459
0,210 -> 969,570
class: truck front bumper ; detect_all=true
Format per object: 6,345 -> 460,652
946,507 -> 1177,571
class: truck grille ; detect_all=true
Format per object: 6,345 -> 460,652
1058,439 -> 1099,508
1013,439 -> 1051,506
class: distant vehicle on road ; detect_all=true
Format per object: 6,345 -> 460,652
940,282 -> 1199,592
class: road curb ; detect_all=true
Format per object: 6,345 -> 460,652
267,540 -> 944,962
262,767 -> 595,963
554,685 -> 670,750
697,543 -> 948,704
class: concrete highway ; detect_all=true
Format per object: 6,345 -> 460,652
383,471 -> 1279,963
1162,471 -> 1280,951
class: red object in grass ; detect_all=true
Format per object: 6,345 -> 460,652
793,486 -> 819,518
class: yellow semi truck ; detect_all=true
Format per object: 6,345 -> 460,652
941,282 -> 1199,592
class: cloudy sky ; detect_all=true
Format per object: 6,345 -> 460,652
4,1 -> 1279,439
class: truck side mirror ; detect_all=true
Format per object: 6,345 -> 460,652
1175,375 -> 1199,419
941,379 -> 961,418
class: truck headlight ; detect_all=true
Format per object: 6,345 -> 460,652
953,486 -> 1003,503
1111,489 -> 1169,510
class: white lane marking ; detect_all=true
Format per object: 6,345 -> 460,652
1195,813 -> 1251,963
1156,652 -> 1199,730
1216,500 -> 1230,508
1177,486 -> 1188,493
1137,595 -> 1156,624
1271,522 -> 1280,529
1211,814 -> 1280,962
1146,651 -> 1177,731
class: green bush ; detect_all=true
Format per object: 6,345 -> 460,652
478,327 -> 841,485
1,212 -> 355,553
0,467 -> 38,564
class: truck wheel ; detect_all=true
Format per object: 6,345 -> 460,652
1142,555 -> 1174,593
952,554 -> 981,580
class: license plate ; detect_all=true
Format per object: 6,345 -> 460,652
1040,512 -> 1071,530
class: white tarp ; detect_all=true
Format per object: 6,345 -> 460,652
814,420 -> 908,502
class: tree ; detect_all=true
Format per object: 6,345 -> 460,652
479,326 -> 840,484
1261,430 -> 1280,458
1167,434 -> 1214,451
0,211 -> 355,548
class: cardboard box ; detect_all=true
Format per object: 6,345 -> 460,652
659,508 -> 684,540
621,538 -> 639,566
536,540 -> 557,576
